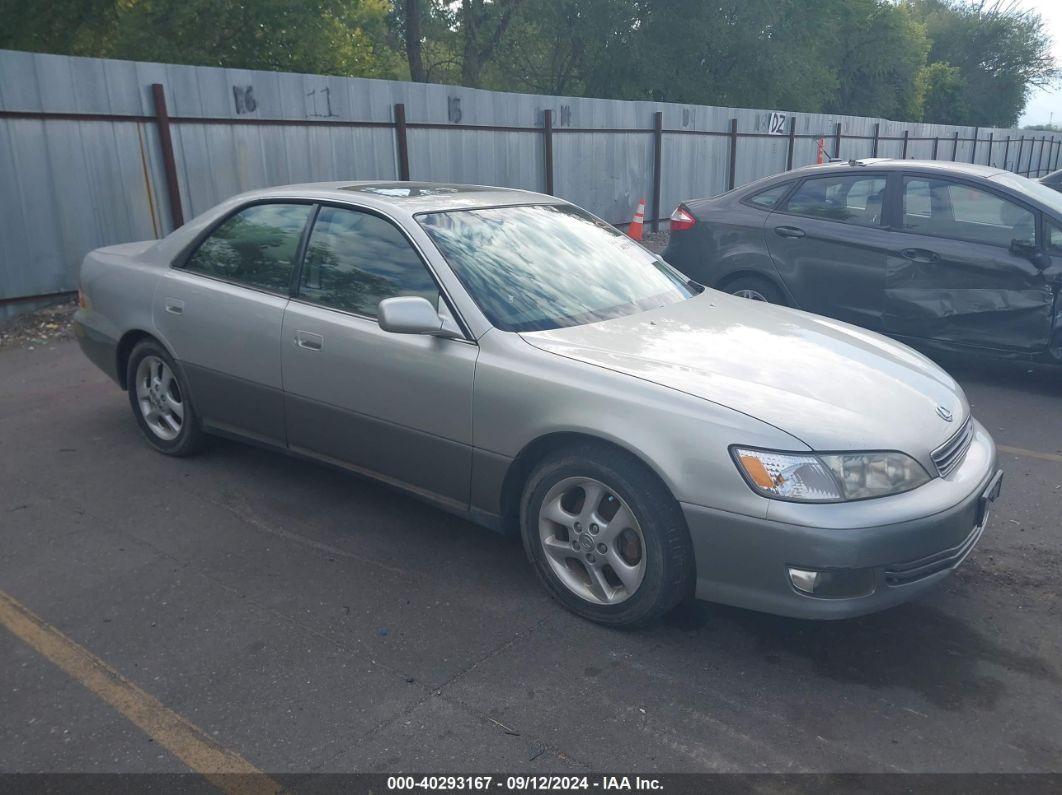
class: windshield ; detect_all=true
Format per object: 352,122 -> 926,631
417,204 -> 698,332
988,171 -> 1062,215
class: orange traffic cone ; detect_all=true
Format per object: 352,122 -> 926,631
816,137 -> 825,164
627,198 -> 646,241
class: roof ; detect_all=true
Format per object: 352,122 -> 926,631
793,158 -> 1007,178
234,181 -> 561,216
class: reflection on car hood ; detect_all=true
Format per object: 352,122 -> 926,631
520,290 -> 968,456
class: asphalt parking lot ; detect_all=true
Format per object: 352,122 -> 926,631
1,338 -> 1060,777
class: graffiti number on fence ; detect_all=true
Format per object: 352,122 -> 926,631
233,85 -> 257,114
767,112 -> 787,135
306,87 -> 336,118
448,97 -> 463,124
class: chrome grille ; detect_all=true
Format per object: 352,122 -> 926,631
931,418 -> 973,479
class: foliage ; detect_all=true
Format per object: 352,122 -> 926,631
1,0 -> 1057,126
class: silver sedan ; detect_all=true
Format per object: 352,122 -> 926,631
74,182 -> 1003,626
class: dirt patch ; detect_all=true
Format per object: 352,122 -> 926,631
0,300 -> 78,352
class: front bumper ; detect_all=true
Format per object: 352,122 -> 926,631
683,422 -> 1001,619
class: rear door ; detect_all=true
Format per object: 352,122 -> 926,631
884,174 -> 1053,353
154,202 -> 313,446
280,204 -> 478,508
765,171 -> 893,330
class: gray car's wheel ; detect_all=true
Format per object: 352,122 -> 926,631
520,443 -> 694,627
723,276 -> 785,305
126,339 -> 206,456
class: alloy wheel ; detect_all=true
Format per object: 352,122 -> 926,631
135,355 -> 184,441
537,477 -> 647,605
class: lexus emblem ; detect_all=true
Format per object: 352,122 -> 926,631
936,405 -> 954,422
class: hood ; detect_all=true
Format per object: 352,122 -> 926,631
520,290 -> 967,458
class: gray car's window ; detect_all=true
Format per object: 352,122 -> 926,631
745,183 -> 790,209
784,174 -> 887,226
418,204 -> 696,333
903,177 -> 1035,247
299,206 -> 439,317
185,203 -> 311,293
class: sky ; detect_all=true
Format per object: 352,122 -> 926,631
1017,0 -> 1062,126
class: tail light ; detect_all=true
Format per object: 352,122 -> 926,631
669,205 -> 696,232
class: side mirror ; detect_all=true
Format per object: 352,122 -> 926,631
1010,239 -> 1051,271
377,296 -> 463,338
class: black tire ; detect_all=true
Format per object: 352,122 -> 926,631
520,443 -> 694,627
126,339 -> 206,456
721,275 -> 786,305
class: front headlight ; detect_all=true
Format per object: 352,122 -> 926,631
732,447 -> 931,503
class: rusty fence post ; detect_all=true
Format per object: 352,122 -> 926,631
651,111 -> 663,232
786,116 -> 797,169
151,83 -> 184,229
543,109 -> 554,196
727,118 -> 738,191
394,103 -> 410,181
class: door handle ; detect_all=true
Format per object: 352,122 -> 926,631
294,330 -> 324,351
899,248 -> 940,264
164,298 -> 184,315
774,225 -> 806,239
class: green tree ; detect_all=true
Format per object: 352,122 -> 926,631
918,61 -> 967,123
910,0 -> 1058,126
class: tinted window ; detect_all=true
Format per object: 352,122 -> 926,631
903,178 -> 1035,247
785,175 -> 887,226
299,207 -> 439,316
746,183 -> 790,209
185,203 -> 311,293
1048,219 -> 1062,253
418,204 -> 696,333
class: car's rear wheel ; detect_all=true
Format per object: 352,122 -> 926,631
126,339 -> 206,456
722,275 -> 785,305
520,444 -> 694,627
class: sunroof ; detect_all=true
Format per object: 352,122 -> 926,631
340,183 -> 480,198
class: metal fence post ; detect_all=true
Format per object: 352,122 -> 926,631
833,122 -> 842,159
901,130 -> 909,159
651,111 -> 663,232
871,122 -> 880,157
952,131 -> 959,160
1003,136 -> 1011,170
728,118 -> 738,191
970,126 -> 979,163
786,116 -> 796,170
1038,136 -> 1047,176
150,83 -> 184,229
394,103 -> 410,181
1017,136 -> 1026,174
932,136 -> 939,159
986,132 -> 993,167
543,109 -> 554,196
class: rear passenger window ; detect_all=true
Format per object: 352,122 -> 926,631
902,178 -> 1035,247
785,174 -> 887,226
184,203 -> 311,293
746,183 -> 790,209
299,207 -> 439,317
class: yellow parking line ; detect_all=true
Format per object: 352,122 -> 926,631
997,444 -> 1062,464
0,590 -> 281,795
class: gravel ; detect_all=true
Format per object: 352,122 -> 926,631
0,300 -> 78,352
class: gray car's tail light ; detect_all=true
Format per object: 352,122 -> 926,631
669,205 -> 696,232
931,418 -> 974,478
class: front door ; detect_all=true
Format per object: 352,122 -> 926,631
765,171 -> 892,331
884,175 -> 1054,353
280,205 -> 478,508
154,202 -> 313,446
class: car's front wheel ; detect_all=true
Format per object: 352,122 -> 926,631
722,275 -> 785,304
126,339 -> 206,456
520,444 -> 694,627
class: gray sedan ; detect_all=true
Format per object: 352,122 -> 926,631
74,182 -> 1002,626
